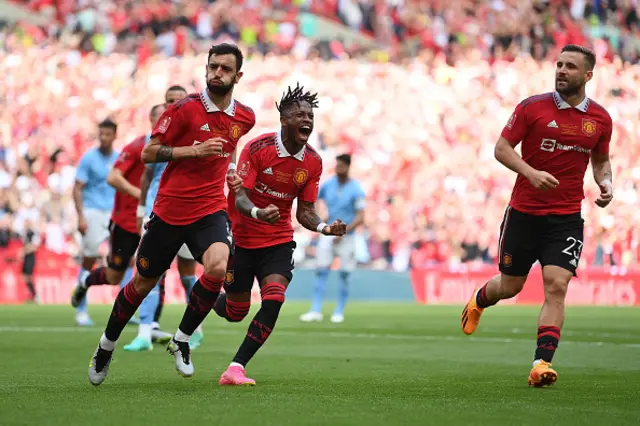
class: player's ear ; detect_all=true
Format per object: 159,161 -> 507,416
235,71 -> 243,84
585,70 -> 593,83
279,115 -> 287,127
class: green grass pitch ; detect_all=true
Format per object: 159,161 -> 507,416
1,303 -> 639,426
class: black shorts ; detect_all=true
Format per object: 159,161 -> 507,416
22,252 -> 35,275
498,206 -> 584,276
108,221 -> 141,271
136,211 -> 232,278
224,241 -> 296,294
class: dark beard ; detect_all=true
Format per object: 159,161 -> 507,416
207,80 -> 233,96
555,81 -> 582,97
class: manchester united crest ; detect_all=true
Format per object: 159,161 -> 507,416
294,168 -> 308,185
139,257 -> 149,270
225,270 -> 234,284
503,253 -> 512,267
230,124 -> 241,140
582,118 -> 597,137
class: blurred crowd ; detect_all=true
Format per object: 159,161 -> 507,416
1,1 -> 640,272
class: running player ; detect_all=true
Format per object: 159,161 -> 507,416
461,45 -> 613,387
70,104 -> 167,328
87,43 -> 255,386
213,84 -> 347,386
300,153 -> 366,324
73,119 -> 120,326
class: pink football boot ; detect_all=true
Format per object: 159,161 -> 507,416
219,365 -> 256,386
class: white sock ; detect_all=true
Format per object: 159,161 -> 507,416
151,321 -> 160,330
533,359 -> 543,367
138,324 -> 152,341
195,324 -> 203,335
174,329 -> 191,343
99,333 -> 116,351
230,362 -> 245,370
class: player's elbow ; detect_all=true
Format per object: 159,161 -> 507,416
494,138 -> 511,162
106,170 -> 119,187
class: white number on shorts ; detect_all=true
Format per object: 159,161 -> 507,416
562,237 -> 583,260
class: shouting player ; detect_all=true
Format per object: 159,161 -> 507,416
461,45 -> 613,387
73,119 -> 120,326
71,104 -> 169,338
213,84 -> 347,386
87,43 -> 255,386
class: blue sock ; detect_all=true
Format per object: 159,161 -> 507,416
334,271 -> 350,316
311,269 -> 330,313
139,279 -> 162,326
75,268 -> 89,314
180,275 -> 197,302
120,267 -> 134,289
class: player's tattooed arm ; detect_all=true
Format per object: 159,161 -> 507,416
141,136 -> 198,163
591,152 -> 613,185
138,166 -> 153,208
296,201 -> 323,232
235,187 -> 256,217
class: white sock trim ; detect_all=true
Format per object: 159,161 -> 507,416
174,329 -> 191,343
100,333 -> 116,351
138,324 -> 152,341
230,362 -> 245,369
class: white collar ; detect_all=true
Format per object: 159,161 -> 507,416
552,91 -> 590,112
200,89 -> 236,116
275,129 -> 305,161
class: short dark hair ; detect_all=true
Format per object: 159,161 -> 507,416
336,154 -> 351,166
208,43 -> 244,72
561,44 -> 596,71
166,85 -> 187,93
276,83 -> 319,117
98,118 -> 117,132
150,104 -> 165,116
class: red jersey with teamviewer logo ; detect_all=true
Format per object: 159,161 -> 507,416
501,91 -> 612,215
151,90 -> 255,225
229,131 -> 323,249
111,135 -> 146,234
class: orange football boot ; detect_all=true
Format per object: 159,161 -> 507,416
528,360 -> 558,387
461,289 -> 484,335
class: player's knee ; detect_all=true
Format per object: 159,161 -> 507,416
544,277 -> 569,301
132,275 -> 159,296
203,259 -> 227,281
261,282 -> 287,304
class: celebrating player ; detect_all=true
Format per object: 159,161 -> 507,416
300,153 -> 366,324
212,83 -> 347,386
72,119 -> 120,326
71,104 -> 169,339
125,85 -> 209,352
87,43 -> 255,386
461,45 -> 613,387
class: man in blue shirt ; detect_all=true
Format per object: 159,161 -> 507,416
73,119 -> 122,326
300,154 -> 366,323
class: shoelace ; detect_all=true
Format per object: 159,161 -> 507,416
173,340 -> 191,365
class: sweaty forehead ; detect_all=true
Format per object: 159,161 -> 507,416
208,54 -> 237,69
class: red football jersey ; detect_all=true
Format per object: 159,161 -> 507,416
111,135 -> 146,234
151,90 -> 255,225
501,91 -> 612,215
230,131 -> 323,249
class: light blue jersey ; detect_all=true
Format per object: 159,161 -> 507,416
75,148 -> 119,211
144,134 -> 166,216
318,176 -> 366,234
